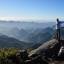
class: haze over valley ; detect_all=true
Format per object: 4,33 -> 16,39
0,21 -> 56,49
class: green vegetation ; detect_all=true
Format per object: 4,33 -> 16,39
0,48 -> 22,64
0,48 -> 19,58
0,48 -> 33,64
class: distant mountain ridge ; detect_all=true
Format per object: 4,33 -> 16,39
0,21 -> 56,48
0,34 -> 33,49
0,21 -> 55,42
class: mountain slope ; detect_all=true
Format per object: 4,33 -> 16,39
0,34 -> 33,49
27,27 -> 55,44
0,21 -> 55,43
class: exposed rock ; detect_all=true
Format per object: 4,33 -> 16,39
29,39 -> 58,57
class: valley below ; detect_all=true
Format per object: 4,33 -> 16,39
0,21 -> 63,64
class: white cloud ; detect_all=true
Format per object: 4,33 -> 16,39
0,16 -> 60,22
0,16 -> 45,21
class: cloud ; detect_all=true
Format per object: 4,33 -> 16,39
0,16 -> 59,22
0,16 -> 43,21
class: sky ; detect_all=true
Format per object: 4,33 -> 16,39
0,0 -> 64,21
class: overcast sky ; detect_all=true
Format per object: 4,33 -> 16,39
0,0 -> 64,21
